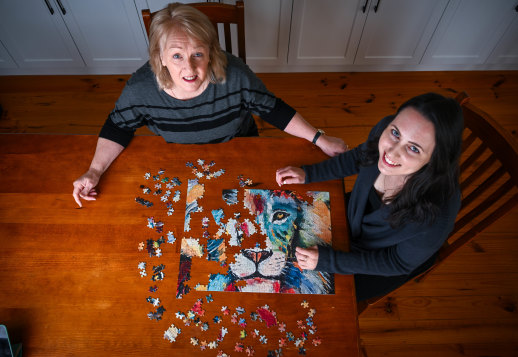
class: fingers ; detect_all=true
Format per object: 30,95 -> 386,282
295,246 -> 319,270
275,166 -> 305,186
72,186 -> 83,208
317,135 -> 348,157
72,175 -> 98,207
80,189 -> 98,200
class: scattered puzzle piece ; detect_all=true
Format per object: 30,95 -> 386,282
164,323 -> 181,342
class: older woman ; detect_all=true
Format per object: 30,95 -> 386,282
72,3 -> 346,207
276,93 -> 464,301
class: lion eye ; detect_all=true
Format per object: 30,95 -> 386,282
271,210 -> 290,224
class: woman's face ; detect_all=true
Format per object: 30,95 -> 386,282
378,107 -> 436,177
161,30 -> 210,99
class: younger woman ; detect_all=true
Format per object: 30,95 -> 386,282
275,93 -> 464,301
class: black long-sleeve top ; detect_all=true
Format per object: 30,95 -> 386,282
303,116 -> 461,276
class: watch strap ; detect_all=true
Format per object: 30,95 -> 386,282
312,129 -> 324,145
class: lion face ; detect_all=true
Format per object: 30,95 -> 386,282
223,190 -> 334,294
188,189 -> 334,296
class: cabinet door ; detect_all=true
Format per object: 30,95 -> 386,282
487,12 -> 518,64
245,0 -> 291,69
422,0 -> 517,65
0,41 -> 17,69
288,0 -> 363,66
0,0 -> 84,68
354,0 -> 449,65
58,0 -> 149,70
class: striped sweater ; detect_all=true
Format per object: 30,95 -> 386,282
99,53 -> 296,147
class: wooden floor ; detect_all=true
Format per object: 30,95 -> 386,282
1,71 -> 517,356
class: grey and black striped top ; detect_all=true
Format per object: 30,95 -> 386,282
99,53 -> 295,147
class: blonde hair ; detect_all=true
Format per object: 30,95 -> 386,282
149,3 -> 227,91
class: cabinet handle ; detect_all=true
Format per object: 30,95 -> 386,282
56,0 -> 66,15
515,4 -> 517,12
374,0 -> 381,13
44,0 -> 55,15
362,0 -> 369,13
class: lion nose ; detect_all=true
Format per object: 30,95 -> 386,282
242,249 -> 273,264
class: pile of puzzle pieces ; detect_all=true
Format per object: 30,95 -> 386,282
164,295 -> 322,356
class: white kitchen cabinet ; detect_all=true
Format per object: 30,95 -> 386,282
60,0 -> 149,69
286,0 -> 448,68
0,0 -> 149,74
487,10 -> 518,64
353,0 -> 449,65
0,0 -> 85,69
0,41 -> 17,69
287,0 -> 361,66
244,0 -> 292,69
1,0 -> 518,74
422,0 -> 518,65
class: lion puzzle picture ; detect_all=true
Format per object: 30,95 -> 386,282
176,189 -> 335,298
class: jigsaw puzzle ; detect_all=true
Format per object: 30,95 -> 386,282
176,189 -> 334,297
135,164 -> 330,355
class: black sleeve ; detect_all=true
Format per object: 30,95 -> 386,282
259,98 -> 297,130
99,116 -> 135,148
301,115 -> 395,183
302,147 -> 362,183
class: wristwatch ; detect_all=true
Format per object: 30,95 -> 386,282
312,129 -> 325,145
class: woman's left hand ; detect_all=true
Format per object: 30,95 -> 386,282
295,246 -> 319,270
316,135 -> 348,157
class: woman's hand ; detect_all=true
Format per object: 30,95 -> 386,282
72,169 -> 101,207
316,135 -> 348,157
282,113 -> 348,157
71,137 -> 125,208
295,246 -> 319,270
275,166 -> 306,186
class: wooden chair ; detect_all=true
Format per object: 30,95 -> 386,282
357,92 -> 518,315
141,1 -> 246,63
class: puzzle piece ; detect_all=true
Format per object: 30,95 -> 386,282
135,197 -> 153,207
163,323 -> 181,342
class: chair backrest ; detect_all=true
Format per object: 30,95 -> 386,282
142,1 -> 246,63
430,92 -> 518,270
358,92 -> 518,314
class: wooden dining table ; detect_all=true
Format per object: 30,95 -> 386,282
0,134 -> 359,356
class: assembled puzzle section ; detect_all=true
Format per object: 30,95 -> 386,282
176,188 -> 335,298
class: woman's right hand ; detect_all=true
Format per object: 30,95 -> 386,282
72,169 -> 101,207
275,166 -> 306,186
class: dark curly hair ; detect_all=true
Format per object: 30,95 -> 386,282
361,93 -> 464,228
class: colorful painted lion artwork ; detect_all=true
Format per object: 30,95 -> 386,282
216,190 -> 334,294
176,189 -> 335,297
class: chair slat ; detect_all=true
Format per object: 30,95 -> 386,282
443,193 -> 518,258
460,164 -> 505,208
460,141 -> 487,173
224,23 -> 232,53
461,131 -> 477,154
452,179 -> 514,235
460,153 -> 497,191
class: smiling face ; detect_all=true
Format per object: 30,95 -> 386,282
160,30 -> 210,99
378,107 -> 436,178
